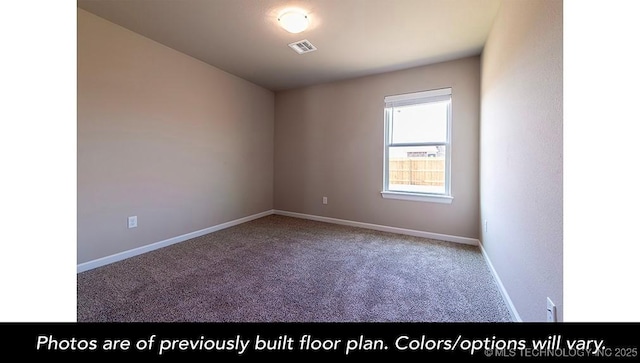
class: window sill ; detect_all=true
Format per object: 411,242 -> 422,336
380,191 -> 453,204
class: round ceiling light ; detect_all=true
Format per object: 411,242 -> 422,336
278,10 -> 309,34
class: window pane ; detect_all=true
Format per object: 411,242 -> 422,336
388,145 -> 446,194
390,100 -> 448,144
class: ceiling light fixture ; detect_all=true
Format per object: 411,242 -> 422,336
278,10 -> 309,34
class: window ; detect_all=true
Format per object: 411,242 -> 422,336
381,88 -> 453,204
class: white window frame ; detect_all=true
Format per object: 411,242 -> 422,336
381,88 -> 453,204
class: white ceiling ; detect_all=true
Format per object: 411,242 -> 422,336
78,0 -> 501,91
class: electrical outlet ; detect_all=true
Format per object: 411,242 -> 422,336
322,196 -> 328,205
128,216 -> 138,229
546,297 -> 557,322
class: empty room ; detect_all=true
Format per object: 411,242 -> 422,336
76,0 -> 562,322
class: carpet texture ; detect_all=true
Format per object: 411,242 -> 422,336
78,215 -> 511,322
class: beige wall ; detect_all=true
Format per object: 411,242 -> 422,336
78,9 -> 274,264
480,0 -> 563,321
274,57 -> 480,238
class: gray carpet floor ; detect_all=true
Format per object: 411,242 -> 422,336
77,215 -> 511,322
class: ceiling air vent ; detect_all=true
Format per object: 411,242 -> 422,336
288,39 -> 317,54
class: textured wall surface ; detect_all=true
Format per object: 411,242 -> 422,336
480,0 -> 563,321
275,57 -> 481,239
78,9 -> 274,263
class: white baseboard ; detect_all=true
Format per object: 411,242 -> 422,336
278,210 -> 519,321
479,242 -> 522,322
273,210 -> 479,246
77,210 -> 274,273
80,208 -> 517,322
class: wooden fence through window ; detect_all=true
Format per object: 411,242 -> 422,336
389,157 -> 445,186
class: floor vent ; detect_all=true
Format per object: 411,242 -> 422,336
288,39 -> 317,54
